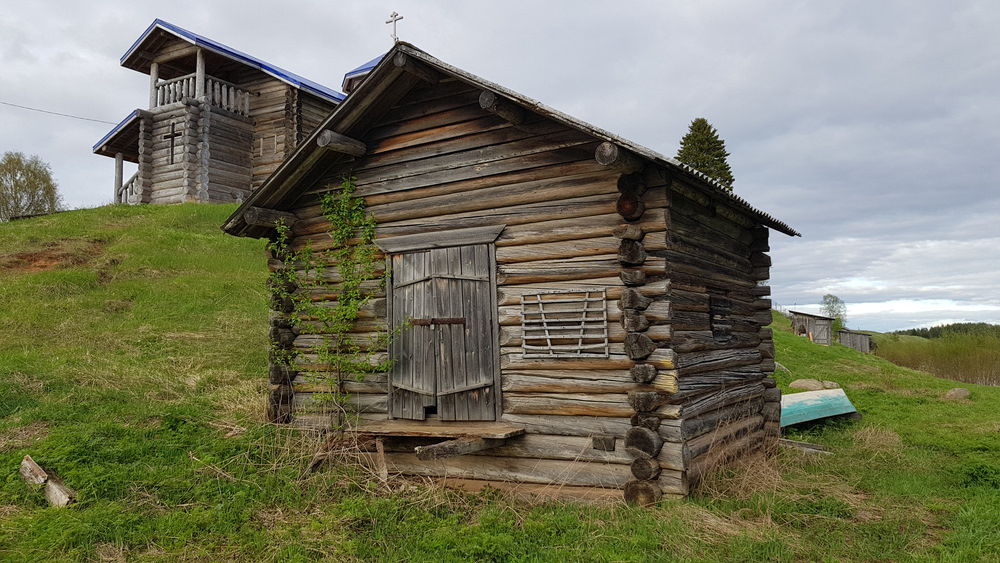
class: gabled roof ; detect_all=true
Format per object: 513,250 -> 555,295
342,54 -> 385,90
789,310 -> 836,321
122,19 -> 344,104
223,42 -> 799,239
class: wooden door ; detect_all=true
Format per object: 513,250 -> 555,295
389,245 -> 497,421
814,321 -> 831,345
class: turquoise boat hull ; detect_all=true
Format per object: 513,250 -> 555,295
780,388 -> 860,427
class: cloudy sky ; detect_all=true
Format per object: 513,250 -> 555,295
2,1 -> 997,331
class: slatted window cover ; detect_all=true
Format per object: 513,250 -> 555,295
521,290 -> 609,358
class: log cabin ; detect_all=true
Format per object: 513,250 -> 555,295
789,310 -> 835,345
838,329 -> 875,353
93,19 -> 343,205
222,42 -> 800,504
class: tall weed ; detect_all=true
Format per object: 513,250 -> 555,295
876,333 -> 1000,386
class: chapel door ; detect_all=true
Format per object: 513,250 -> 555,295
388,244 -> 497,421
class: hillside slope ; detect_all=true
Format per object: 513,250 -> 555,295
1,205 -> 998,561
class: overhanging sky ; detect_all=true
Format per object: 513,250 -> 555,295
2,0 -> 997,332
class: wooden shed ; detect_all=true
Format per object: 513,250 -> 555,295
838,329 -> 875,353
223,43 -> 800,504
789,311 -> 835,346
94,19 -> 343,205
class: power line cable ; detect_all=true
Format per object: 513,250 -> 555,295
0,100 -> 117,125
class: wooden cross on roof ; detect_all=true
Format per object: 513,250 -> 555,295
386,11 -> 403,43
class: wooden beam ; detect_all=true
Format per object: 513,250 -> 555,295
317,129 -> 367,156
392,53 -> 439,84
595,142 -> 644,173
479,91 -> 525,125
244,206 -> 298,229
414,436 -> 506,461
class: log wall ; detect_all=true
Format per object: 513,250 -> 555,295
136,62 -> 338,203
264,77 -> 780,502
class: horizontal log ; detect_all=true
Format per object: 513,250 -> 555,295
618,239 -> 647,266
595,142 -> 644,174
497,279 -> 669,307
415,436 -> 506,461
617,173 -> 647,196
617,193 -> 645,222
502,347 -> 676,370
631,457 -> 662,480
317,129 -> 367,156
441,478 -> 628,504
624,479 -> 662,505
503,392 -> 634,418
679,397 -> 765,442
379,452 -> 630,488
624,426 -> 664,459
479,90 -> 526,125
685,414 -> 764,462
675,347 -> 763,375
496,210 -> 665,248
686,429 -> 765,485
502,370 -> 634,393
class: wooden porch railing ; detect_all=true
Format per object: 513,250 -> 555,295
154,74 -> 252,116
116,171 -> 139,204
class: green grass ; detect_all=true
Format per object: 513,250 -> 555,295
2,205 -> 999,561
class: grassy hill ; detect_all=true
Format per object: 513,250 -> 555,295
1,205 -> 998,561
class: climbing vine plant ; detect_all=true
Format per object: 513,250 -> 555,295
266,175 -> 391,426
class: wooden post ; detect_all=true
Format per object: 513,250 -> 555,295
114,152 -> 124,203
195,49 -> 205,99
149,62 -> 159,109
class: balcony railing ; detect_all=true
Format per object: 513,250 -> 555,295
154,73 -> 252,116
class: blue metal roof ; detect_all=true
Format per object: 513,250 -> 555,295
123,19 -> 344,103
342,54 -> 385,89
93,109 -> 140,152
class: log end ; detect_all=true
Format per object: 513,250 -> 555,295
624,479 -> 663,506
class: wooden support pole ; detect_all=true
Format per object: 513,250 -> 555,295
317,129 -> 367,156
479,91 -> 526,125
114,152 -> 124,203
392,53 -> 439,83
414,436 -> 506,461
195,49 -> 205,99
595,142 -> 644,174
149,62 -> 159,109
245,207 -> 299,229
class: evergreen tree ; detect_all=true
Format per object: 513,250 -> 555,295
676,118 -> 735,190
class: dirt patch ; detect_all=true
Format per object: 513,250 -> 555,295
0,239 -> 104,273
0,421 -> 49,451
